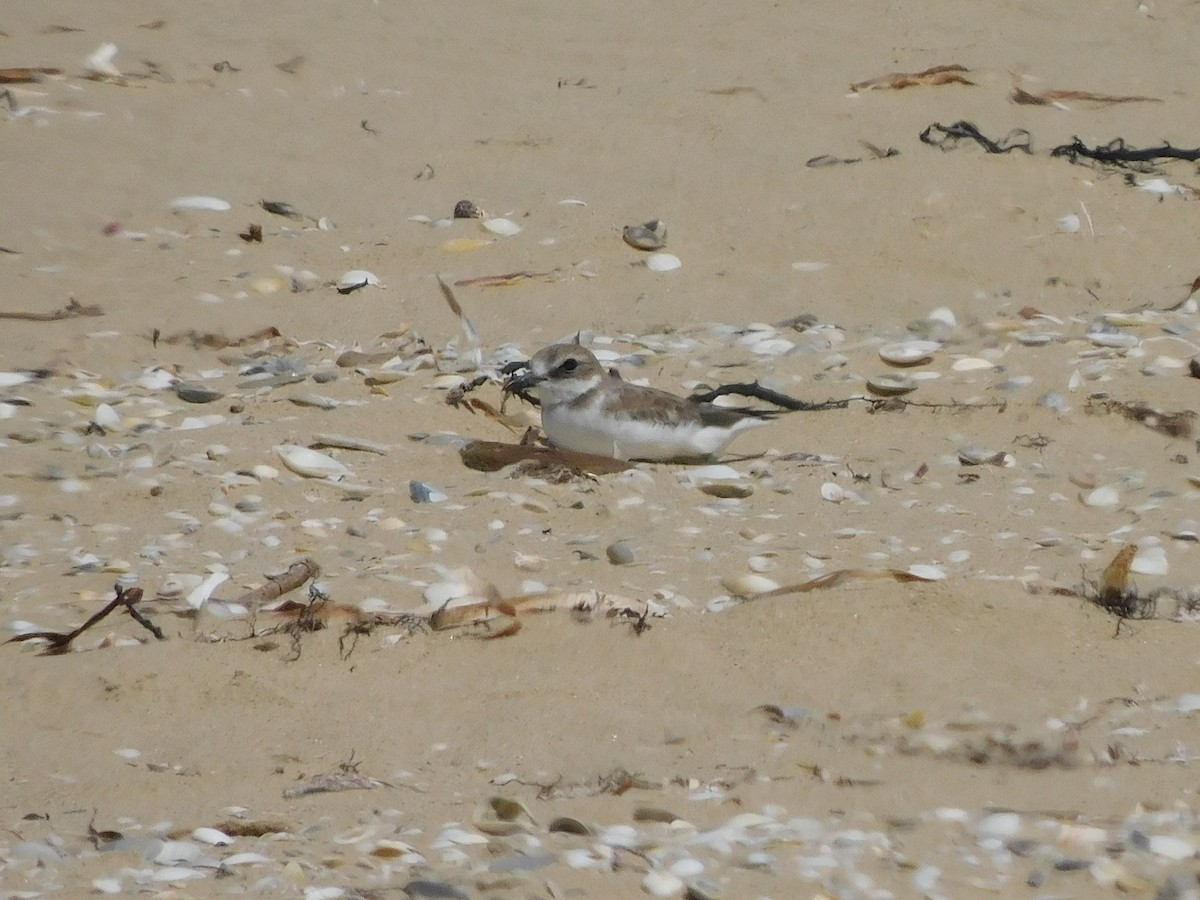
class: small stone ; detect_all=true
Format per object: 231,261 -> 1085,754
606,541 -> 635,565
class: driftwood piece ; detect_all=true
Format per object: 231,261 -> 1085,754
235,558 -> 321,610
459,440 -> 633,475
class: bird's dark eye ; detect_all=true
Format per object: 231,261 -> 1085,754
560,358 -> 579,373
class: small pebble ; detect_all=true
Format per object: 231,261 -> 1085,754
606,540 -> 636,565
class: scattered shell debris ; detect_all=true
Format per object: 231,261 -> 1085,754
7,50 -> 1200,896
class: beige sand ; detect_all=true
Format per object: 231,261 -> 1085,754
4,2 -> 1200,896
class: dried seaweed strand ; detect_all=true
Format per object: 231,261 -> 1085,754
920,121 -> 1033,154
754,567 -> 936,601
1085,398 -> 1195,439
1050,136 -> 1200,167
155,325 -> 282,349
688,382 -> 851,412
1012,85 -> 1161,107
851,63 -> 973,92
6,585 -> 163,655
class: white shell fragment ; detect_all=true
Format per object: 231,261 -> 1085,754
642,871 -> 685,897
645,252 -> 682,272
1137,177 -> 1186,196
482,217 -> 522,236
951,357 -> 997,372
1130,545 -> 1169,576
1177,694 -> 1200,713
879,340 -> 940,367
908,564 -> 946,581
170,195 -> 232,212
186,572 -> 229,609
86,42 -> 122,79
820,482 -> 846,503
1056,213 -> 1081,233
1083,484 -> 1120,508
720,574 -> 779,597
1086,327 -> 1138,349
275,444 -> 351,480
192,827 -> 233,846
1148,835 -> 1196,860
866,373 -> 916,396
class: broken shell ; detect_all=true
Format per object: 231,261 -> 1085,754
336,269 -> 382,293
251,276 -> 288,295
186,571 -> 229,609
482,217 -> 521,236
1148,835 -> 1196,860
261,199 -> 304,220
820,482 -> 846,502
513,552 -> 546,572
175,383 -> 224,404
1131,544 -> 1169,576
1083,484 -> 1120,508
191,827 -> 233,846
472,796 -> 537,836
908,564 -> 946,580
957,446 -> 1012,467
170,195 -> 231,212
879,340 -> 940,367
440,236 -> 492,253
1016,331 -> 1058,346
951,357 -> 997,372
645,252 -> 682,273
720,573 -> 779,597
0,372 -> 32,389
86,42 -> 122,79
642,871 -> 685,897
275,444 -> 350,480
866,373 -> 916,396
409,480 -> 448,504
697,481 -> 754,499
93,403 -> 122,430
1086,326 -> 1138,349
453,200 -> 484,219
547,817 -> 592,835
622,219 -> 667,251
1057,213 -> 1081,233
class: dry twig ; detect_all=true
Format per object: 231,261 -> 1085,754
0,298 -> 104,321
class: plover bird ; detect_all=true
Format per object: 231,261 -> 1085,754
504,342 -> 778,462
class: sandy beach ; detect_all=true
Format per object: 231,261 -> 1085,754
4,2 -> 1200,897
